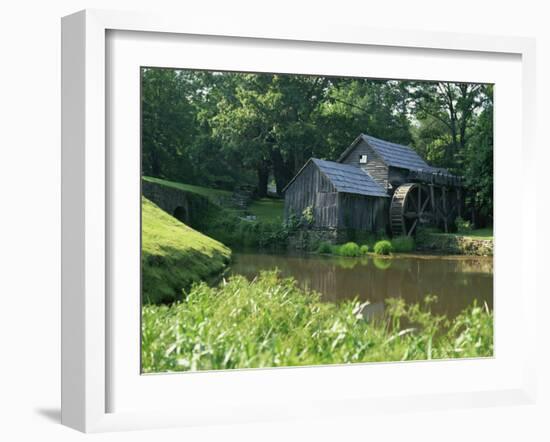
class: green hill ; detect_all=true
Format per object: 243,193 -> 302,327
142,197 -> 231,304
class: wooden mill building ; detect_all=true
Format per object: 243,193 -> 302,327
283,133 -> 463,238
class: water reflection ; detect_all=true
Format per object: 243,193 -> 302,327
230,252 -> 493,319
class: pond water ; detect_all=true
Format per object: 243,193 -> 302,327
230,252 -> 493,319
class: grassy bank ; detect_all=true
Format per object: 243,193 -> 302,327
142,271 -> 493,372
142,197 -> 231,304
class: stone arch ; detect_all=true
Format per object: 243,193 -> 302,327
173,205 -> 189,224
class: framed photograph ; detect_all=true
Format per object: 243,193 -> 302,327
61,9 -> 537,433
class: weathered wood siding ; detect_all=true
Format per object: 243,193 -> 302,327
338,193 -> 388,233
284,162 -> 340,228
340,139 -> 389,190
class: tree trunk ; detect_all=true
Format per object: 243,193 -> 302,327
271,149 -> 292,196
257,163 -> 269,197
150,147 -> 162,177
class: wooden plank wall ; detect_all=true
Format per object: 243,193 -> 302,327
338,193 -> 388,232
314,191 -> 339,228
284,162 -> 339,228
285,160 -> 389,232
340,139 -> 389,190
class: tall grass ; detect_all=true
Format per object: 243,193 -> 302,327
142,272 -> 493,373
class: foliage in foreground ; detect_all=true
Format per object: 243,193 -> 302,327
141,197 -> 231,304
142,272 -> 493,373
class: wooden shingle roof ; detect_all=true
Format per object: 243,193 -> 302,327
339,133 -> 453,176
362,134 -> 432,171
311,158 -> 389,197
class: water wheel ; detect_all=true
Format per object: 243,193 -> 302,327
390,183 -> 432,236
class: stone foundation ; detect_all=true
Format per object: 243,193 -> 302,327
287,228 -> 347,250
416,233 -> 493,256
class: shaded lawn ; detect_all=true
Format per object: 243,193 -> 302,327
248,197 -> 284,223
437,228 -> 493,240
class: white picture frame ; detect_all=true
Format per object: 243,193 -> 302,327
61,9 -> 538,433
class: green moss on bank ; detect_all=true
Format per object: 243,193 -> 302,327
142,197 -> 231,304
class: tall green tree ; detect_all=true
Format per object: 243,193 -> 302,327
141,69 -> 197,181
211,73 -> 329,195
409,82 -> 488,170
409,82 -> 493,225
318,78 -> 413,158
462,86 -> 493,224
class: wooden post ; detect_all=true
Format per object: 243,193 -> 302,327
442,186 -> 448,233
429,184 -> 436,224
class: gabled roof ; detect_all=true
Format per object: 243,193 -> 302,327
299,158 -> 388,197
338,133 -> 452,175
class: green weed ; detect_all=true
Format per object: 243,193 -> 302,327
359,245 -> 370,255
374,240 -> 393,255
335,242 -> 361,257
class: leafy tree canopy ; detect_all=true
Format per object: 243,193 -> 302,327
141,68 -> 493,225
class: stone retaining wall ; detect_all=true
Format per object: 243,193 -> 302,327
142,180 -> 214,229
416,233 -> 493,256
